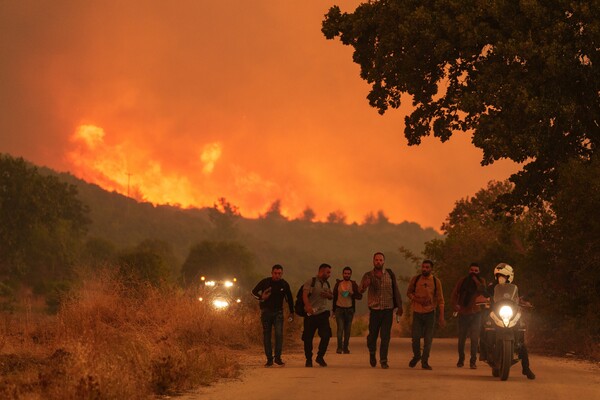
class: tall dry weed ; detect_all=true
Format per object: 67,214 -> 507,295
0,269 -> 261,399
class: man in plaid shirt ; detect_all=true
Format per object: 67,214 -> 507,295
359,252 -> 403,369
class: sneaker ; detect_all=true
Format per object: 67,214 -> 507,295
470,361 -> 477,369
422,363 -> 433,370
409,356 -> 421,368
370,354 -> 377,367
381,361 -> 389,369
336,348 -> 342,354
315,356 -> 327,367
343,348 -> 350,354
305,359 -> 313,368
523,368 -> 536,380
457,360 -> 464,368
265,359 -> 273,367
274,358 -> 285,366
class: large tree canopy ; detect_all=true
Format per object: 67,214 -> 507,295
323,0 -> 599,207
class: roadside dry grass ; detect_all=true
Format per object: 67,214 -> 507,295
0,271 -> 262,399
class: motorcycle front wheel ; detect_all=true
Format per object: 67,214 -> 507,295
500,339 -> 513,381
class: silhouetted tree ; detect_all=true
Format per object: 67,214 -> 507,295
261,199 -> 286,220
326,210 -> 347,224
208,197 -> 241,241
299,206 -> 316,222
323,1 -> 600,210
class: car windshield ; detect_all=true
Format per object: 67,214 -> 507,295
493,283 -> 519,303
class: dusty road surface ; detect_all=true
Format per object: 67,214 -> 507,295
185,338 -> 599,400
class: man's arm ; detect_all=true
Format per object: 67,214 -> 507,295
251,279 -> 265,300
359,272 -> 371,294
391,276 -> 403,316
437,278 -> 446,327
351,280 -> 363,300
284,281 -> 294,313
450,278 -> 462,311
406,276 -> 417,302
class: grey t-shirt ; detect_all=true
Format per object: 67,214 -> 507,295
303,277 -> 331,315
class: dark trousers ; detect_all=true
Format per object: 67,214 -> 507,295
367,308 -> 393,363
335,307 -> 354,351
261,309 -> 283,361
412,311 -> 435,363
302,311 -> 332,360
519,343 -> 531,370
458,313 -> 482,363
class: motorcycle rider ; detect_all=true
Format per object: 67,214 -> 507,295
482,263 -> 536,380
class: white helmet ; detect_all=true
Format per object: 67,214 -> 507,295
494,263 -> 514,283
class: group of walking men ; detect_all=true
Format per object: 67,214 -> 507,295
251,252 -> 535,379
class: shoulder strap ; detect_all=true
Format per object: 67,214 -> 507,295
411,274 -> 421,293
312,276 -> 330,289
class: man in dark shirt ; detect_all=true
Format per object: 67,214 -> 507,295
450,262 -> 486,369
251,264 -> 294,367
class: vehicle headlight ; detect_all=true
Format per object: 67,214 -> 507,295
499,305 -> 514,327
224,281 -> 234,287
205,281 -> 216,287
213,299 -> 229,309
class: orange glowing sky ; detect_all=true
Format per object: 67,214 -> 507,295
0,0 -> 519,230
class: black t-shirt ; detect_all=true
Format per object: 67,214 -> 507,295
251,278 -> 294,312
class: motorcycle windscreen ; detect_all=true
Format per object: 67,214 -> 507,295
493,283 -> 519,304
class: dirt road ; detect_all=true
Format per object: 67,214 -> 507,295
187,338 -> 599,400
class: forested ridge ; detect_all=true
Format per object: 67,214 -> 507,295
0,154 -> 439,300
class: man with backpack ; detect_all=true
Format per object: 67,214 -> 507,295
407,259 -> 445,370
251,264 -> 294,367
450,262 -> 486,369
359,252 -> 403,369
300,263 -> 333,367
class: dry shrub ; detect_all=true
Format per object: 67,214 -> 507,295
0,269 -> 262,399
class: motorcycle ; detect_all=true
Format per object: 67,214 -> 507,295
480,283 -> 528,381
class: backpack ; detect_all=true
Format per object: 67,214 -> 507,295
294,277 -> 330,317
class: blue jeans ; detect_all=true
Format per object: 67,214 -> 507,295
261,309 -> 283,360
335,307 -> 354,351
458,313 -> 481,363
367,308 -> 393,362
412,311 -> 435,363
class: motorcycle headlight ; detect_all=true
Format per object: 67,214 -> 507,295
499,305 -> 514,327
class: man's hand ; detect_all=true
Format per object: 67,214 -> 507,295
261,287 -> 272,301
438,317 -> 446,328
396,308 -> 403,318
320,288 -> 333,299
304,305 -> 314,315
